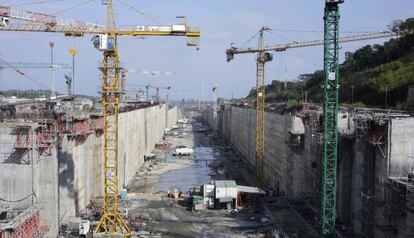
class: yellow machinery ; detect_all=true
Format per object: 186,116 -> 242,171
0,3 -> 200,237
227,27 -> 273,188
254,27 -> 272,188
226,28 -> 400,189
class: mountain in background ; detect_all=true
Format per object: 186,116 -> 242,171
247,18 -> 414,110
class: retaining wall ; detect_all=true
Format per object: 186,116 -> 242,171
205,105 -> 414,238
0,104 -> 181,237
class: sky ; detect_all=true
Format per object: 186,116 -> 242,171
0,0 -> 413,101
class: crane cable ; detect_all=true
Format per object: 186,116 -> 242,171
116,0 -> 164,25
239,30 -> 261,48
53,0 -> 96,15
10,0 -> 64,7
0,58 -> 51,90
268,30 -> 298,43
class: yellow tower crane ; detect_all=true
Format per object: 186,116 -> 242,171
0,3 -> 200,237
227,27 -> 273,188
226,28 -> 401,189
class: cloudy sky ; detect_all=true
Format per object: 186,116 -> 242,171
0,0 -> 413,100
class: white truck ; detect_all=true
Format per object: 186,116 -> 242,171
173,145 -> 194,156
0,17 -> 9,27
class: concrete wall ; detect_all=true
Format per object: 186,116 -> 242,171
0,104 -> 180,237
59,105 -> 179,217
209,106 -> 319,198
206,105 -> 414,238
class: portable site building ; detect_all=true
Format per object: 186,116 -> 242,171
214,180 -> 237,209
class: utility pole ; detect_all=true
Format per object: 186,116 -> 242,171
68,48 -> 77,95
351,85 -> 354,104
212,84 -> 218,120
165,86 -> 171,129
321,0 -> 344,237
146,85 -> 150,101
50,41 -> 56,99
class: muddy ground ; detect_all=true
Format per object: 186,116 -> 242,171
122,122 -> 280,238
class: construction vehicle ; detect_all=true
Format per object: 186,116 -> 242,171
0,3 -> 200,237
173,145 -> 194,156
0,16 -> 8,27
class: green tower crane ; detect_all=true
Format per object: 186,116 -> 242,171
321,0 -> 344,237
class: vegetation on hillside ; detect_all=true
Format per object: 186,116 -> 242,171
247,18 -> 414,110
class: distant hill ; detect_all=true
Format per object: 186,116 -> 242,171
0,89 -> 52,99
0,89 -> 99,100
247,18 -> 414,110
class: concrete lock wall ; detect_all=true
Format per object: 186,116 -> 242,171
59,105 -> 179,216
207,106 -> 318,198
0,104 -> 180,237
205,105 -> 414,237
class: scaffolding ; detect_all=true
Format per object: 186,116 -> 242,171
12,124 -> 33,164
68,118 -> 93,146
36,120 -> 55,157
0,207 -> 49,238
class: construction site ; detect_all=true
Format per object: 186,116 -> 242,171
0,0 -> 413,238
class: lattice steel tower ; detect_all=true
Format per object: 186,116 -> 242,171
321,0 -> 344,237
94,0 -> 131,236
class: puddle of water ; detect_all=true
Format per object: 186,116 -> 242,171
156,146 -> 217,192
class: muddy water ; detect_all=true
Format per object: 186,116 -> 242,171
155,146 -> 216,192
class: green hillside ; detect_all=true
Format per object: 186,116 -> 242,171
247,18 -> 414,110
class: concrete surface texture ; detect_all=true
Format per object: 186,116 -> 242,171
205,104 -> 414,238
0,104 -> 181,237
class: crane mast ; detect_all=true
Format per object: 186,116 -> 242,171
0,3 -> 200,238
94,0 -> 131,235
255,27 -> 267,188
321,0 -> 343,237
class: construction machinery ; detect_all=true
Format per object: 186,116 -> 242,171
225,24 -> 403,189
320,0 -> 344,236
0,61 -> 71,70
0,3 -> 200,237
227,27 -> 273,188
155,86 -> 172,104
126,68 -> 174,102
226,31 -> 399,57
225,3 -> 407,234
0,59 -> 71,95
64,74 -> 72,95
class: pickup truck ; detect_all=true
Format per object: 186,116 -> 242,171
173,145 -> 194,156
